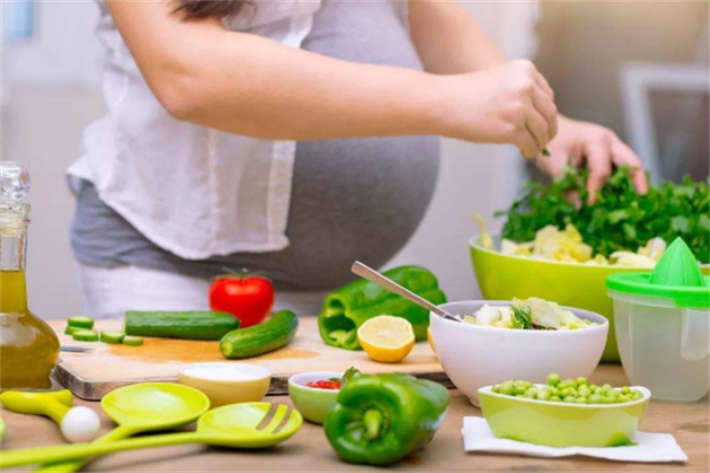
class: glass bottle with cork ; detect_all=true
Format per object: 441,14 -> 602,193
0,161 -> 60,389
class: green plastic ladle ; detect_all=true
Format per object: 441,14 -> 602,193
35,382 -> 210,473
1,402 -> 302,468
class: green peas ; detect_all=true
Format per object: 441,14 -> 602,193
499,383 -> 514,396
493,375 -> 645,406
588,394 -> 603,404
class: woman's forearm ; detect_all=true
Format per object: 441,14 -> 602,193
107,1 -> 446,141
409,1 -> 506,74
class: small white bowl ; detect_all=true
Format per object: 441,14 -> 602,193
430,300 -> 608,406
178,363 -> 271,408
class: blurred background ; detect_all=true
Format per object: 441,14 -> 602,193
1,1 -> 708,319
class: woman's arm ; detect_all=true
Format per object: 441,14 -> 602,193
106,0 -> 554,156
409,0 -> 647,199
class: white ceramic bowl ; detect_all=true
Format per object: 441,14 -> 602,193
430,300 -> 608,406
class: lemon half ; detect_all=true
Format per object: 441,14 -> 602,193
357,316 -> 415,363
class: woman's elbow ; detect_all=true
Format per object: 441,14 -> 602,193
153,80 -> 199,121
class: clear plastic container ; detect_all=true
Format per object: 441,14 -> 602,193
607,237 -> 709,403
609,290 -> 708,402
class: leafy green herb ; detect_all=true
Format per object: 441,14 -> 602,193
331,366 -> 361,385
541,148 -> 551,157
498,167 -> 709,263
511,305 -> 533,329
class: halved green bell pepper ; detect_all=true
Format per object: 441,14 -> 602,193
318,265 -> 447,350
324,373 -> 450,466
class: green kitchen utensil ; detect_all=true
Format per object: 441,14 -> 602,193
0,389 -> 102,447
33,382 -> 211,473
607,237 -> 710,402
0,390 -> 74,427
0,402 -> 303,468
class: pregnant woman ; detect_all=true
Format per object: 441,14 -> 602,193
70,0 -> 647,317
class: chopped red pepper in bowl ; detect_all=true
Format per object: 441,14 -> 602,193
305,380 -> 341,390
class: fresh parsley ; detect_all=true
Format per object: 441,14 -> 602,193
498,167 -> 709,263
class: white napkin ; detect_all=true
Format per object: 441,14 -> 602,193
462,417 -> 688,463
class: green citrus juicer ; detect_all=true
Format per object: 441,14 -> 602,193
34,383 -> 210,473
607,237 -> 710,402
0,402 -> 303,468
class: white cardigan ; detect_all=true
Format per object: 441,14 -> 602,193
69,0 -> 322,259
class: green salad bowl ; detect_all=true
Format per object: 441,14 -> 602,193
470,236 -> 710,362
479,385 -> 651,448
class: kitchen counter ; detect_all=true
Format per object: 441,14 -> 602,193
1,365 -> 707,472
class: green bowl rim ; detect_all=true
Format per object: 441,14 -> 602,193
470,236 -> 710,270
478,384 -> 651,409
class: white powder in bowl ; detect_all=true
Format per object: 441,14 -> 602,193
181,364 -> 269,381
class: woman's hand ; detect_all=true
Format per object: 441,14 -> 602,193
535,116 -> 649,203
439,60 -> 558,158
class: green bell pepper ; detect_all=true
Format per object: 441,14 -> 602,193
324,373 -> 450,466
318,265 -> 447,350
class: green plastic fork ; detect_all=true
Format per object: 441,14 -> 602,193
1,403 -> 302,468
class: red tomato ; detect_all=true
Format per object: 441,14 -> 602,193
209,272 -> 274,328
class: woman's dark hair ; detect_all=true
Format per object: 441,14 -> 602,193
175,0 -> 246,20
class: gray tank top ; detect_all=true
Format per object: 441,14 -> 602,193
71,0 -> 440,291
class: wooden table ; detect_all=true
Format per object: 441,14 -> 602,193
1,366 -> 707,472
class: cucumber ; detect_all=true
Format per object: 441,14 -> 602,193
220,310 -> 298,359
68,316 -> 94,329
65,326 -> 84,336
122,336 -> 144,346
100,331 -> 125,344
125,311 -> 240,341
73,330 -> 99,342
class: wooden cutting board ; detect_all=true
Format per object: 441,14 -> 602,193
50,317 -> 450,400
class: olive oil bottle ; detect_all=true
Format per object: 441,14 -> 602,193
0,162 -> 59,389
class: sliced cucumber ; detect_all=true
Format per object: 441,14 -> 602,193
122,336 -> 144,346
65,325 -> 84,336
68,316 -> 94,330
73,330 -> 99,342
100,331 -> 125,344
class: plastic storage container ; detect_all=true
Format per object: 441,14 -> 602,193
606,238 -> 709,402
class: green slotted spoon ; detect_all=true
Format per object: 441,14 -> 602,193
1,402 -> 302,468
34,382 -> 211,473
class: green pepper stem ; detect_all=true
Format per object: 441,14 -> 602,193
363,409 -> 383,441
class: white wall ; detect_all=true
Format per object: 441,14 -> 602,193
2,1 -> 534,318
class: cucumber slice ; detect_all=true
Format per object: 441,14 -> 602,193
72,330 -> 99,342
68,316 -> 94,329
65,325 -> 84,336
122,336 -> 144,346
100,331 -> 125,344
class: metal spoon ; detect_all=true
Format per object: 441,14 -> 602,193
351,261 -> 462,323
